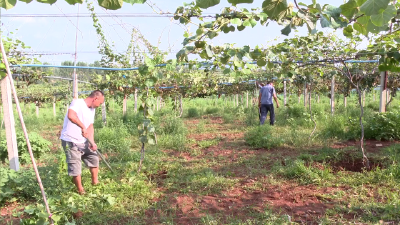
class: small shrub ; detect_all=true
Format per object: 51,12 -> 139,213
222,113 -> 234,124
280,159 -> 333,184
365,112 -> 400,140
159,116 -> 186,135
0,132 -> 51,164
95,125 -> 131,153
205,107 -> 219,115
244,125 -> 283,149
320,116 -> 347,140
187,108 -> 200,118
244,107 -> 259,126
159,133 -> 187,151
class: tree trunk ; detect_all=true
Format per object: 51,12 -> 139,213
362,90 -> 366,107
356,87 -> 370,169
344,96 -> 347,108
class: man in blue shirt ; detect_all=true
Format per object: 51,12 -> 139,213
258,80 -> 280,125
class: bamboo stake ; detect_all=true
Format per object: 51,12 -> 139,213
0,38 -> 53,225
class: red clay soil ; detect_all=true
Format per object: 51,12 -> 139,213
150,117 -> 400,224
0,202 -> 26,225
143,182 -> 347,224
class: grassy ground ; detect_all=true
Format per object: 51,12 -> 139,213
1,93 -> 400,224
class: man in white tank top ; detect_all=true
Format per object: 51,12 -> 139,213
60,90 -> 105,194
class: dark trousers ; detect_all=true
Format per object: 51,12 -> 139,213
260,104 -> 275,125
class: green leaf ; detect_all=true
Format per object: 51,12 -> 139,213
228,0 -> 253,5
195,41 -> 206,48
343,25 -> 354,37
243,19 -> 252,27
359,0 -> 390,16
249,19 -> 257,27
36,0 -> 56,4
208,31 -> 218,39
257,59 -> 267,67
324,5 -> 342,18
19,0 -> 33,3
196,28 -> 204,35
223,68 -> 231,74
358,15 -> 387,34
353,23 -> 367,35
281,24 -> 291,36
98,0 -> 123,10
65,0 -> 82,4
370,5 -> 396,27
0,0 -> 16,8
340,0 -> 358,20
205,45 -> 213,57
123,0 -> 145,4
320,15 -> 331,28
196,0 -> 220,9
262,0 -> 288,20
231,18 -> 242,25
267,61 -> 274,69
237,25 -> 246,31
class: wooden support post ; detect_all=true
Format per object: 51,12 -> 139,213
101,101 -> 107,126
379,71 -> 387,113
284,80 -> 287,107
1,76 -> 19,171
134,89 -> 138,113
344,96 -> 347,108
317,94 -> 320,104
35,102 -> 39,118
331,76 -> 335,115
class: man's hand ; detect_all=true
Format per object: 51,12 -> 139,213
89,142 -> 98,151
258,102 -> 261,108
276,103 -> 280,109
82,128 -> 88,138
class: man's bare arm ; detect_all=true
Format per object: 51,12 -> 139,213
273,93 -> 280,108
87,124 -> 97,150
67,109 -> 88,137
258,92 -> 262,108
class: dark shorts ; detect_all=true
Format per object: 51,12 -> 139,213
61,140 -> 99,176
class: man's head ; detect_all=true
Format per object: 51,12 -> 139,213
87,90 -> 105,108
268,80 -> 274,86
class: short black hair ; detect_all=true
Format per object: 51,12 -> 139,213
268,80 -> 274,84
89,90 -> 104,98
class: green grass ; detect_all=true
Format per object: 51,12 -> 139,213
2,95 -> 400,224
